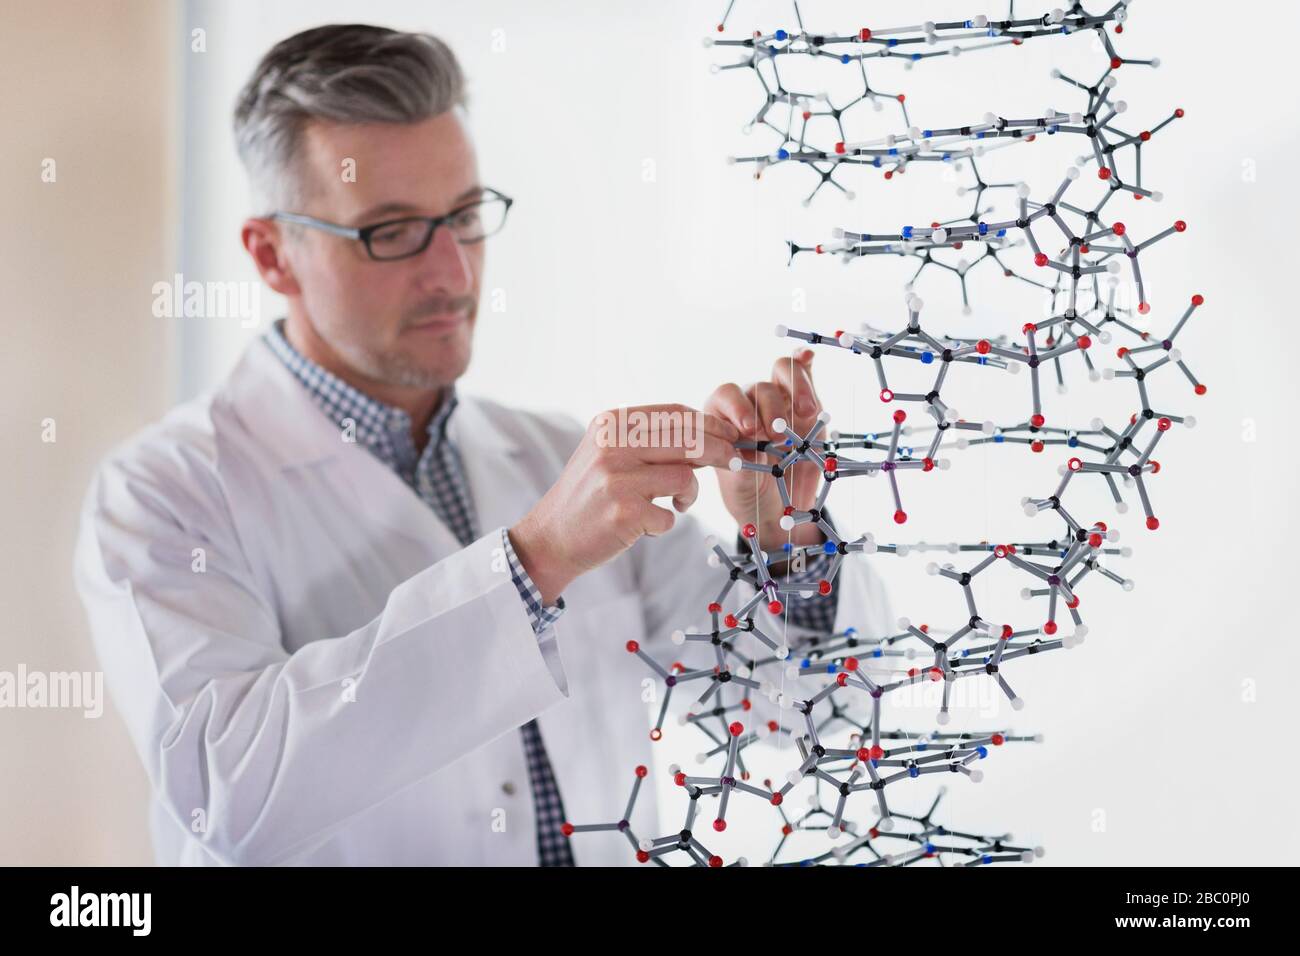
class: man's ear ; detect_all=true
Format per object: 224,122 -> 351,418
241,218 -> 302,297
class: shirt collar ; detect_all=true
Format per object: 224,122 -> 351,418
263,318 -> 460,472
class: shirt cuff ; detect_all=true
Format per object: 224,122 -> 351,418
502,527 -> 567,637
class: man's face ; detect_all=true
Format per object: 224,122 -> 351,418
286,110 -> 483,390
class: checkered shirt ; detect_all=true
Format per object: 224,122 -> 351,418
735,526 -> 842,633
264,319 -> 574,866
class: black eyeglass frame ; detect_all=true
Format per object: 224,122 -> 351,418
270,187 -> 514,261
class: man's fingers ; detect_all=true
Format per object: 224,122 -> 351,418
753,381 -> 791,440
672,470 -> 701,513
772,349 -> 821,431
637,498 -> 677,537
622,432 -> 736,469
625,464 -> 700,513
593,404 -> 741,466
698,410 -> 743,442
605,403 -> 740,442
704,383 -> 756,437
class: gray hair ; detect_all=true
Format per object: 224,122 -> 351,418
233,24 -> 467,212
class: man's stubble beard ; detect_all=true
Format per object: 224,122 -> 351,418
336,307 -> 475,390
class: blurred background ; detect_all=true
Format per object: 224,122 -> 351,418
2,0 -> 1297,865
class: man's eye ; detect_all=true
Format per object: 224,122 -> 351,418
371,223 -> 416,244
452,207 -> 482,228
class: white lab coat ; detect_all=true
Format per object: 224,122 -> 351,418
74,335 -> 893,866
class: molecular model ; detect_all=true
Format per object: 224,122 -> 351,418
563,1 -> 1205,866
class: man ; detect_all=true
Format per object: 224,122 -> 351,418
75,24 -> 888,866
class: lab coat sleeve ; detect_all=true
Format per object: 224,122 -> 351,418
500,526 -> 568,689
73,450 -> 569,866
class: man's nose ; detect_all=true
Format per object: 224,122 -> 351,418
416,222 -> 474,294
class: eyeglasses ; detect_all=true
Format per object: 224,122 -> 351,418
271,187 -> 513,261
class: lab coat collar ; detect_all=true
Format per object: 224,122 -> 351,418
217,334 -> 529,551
220,333 -> 522,470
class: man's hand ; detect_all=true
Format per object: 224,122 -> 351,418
705,348 -> 826,550
509,404 -> 740,605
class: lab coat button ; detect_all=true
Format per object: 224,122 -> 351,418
501,781 -> 517,796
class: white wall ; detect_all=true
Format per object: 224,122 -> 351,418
26,0 -> 1295,864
